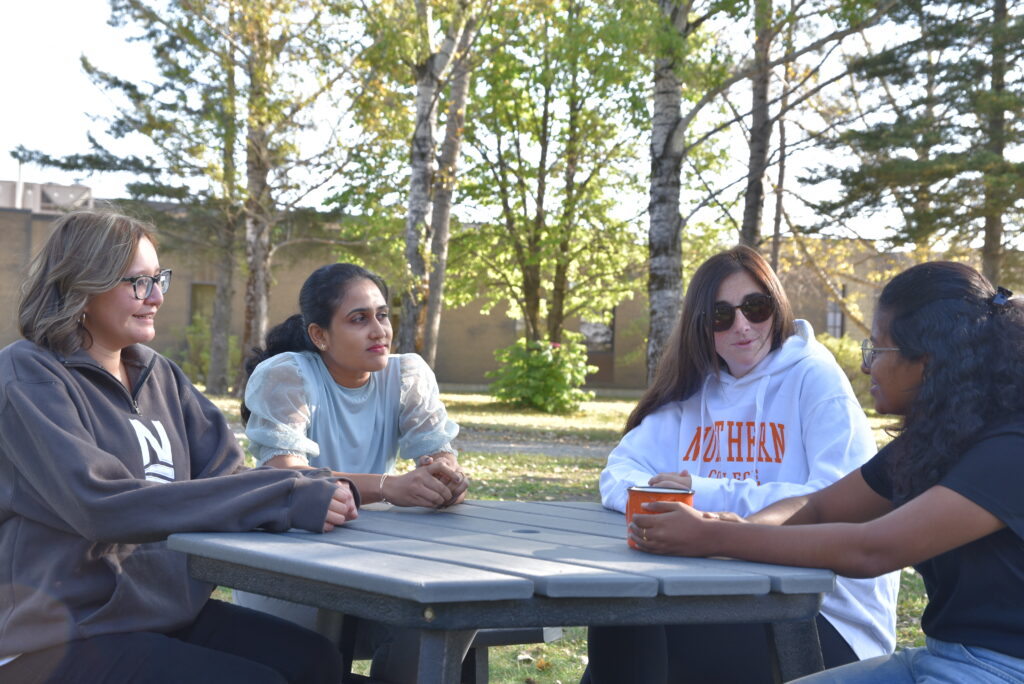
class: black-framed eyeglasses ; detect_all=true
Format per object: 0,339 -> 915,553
861,339 -> 899,367
712,293 -> 774,332
120,269 -> 172,300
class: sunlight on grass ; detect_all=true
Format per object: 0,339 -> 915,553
867,413 -> 898,450
896,568 -> 927,649
441,392 -> 632,443
489,626 -> 589,684
459,452 -> 603,502
195,385 -> 243,425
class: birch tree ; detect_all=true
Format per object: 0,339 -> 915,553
361,1 -> 490,362
644,0 -> 897,379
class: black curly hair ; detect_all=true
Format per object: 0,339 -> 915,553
879,261 -> 1024,502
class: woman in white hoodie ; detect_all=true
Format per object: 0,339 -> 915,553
586,246 -> 898,684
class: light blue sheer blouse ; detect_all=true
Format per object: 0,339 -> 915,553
244,351 -> 458,474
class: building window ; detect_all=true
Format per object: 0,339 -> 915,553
826,285 -> 846,338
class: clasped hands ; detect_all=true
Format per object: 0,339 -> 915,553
321,453 -> 467,531
380,452 -> 468,509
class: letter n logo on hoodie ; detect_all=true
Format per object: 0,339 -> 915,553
129,419 -> 175,482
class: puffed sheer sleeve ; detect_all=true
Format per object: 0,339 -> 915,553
244,354 -> 321,466
397,353 -> 459,460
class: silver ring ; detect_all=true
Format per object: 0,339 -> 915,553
642,528 -> 647,542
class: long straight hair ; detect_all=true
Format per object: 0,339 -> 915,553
19,209 -> 156,356
625,246 -> 795,433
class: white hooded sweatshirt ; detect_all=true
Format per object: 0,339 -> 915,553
601,320 -> 898,660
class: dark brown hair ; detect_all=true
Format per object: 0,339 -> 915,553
625,246 -> 795,432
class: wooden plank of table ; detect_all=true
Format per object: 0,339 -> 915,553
357,505 -> 619,550
468,499 -> 625,524
443,502 -> 625,537
344,509 -> 773,596
312,526 -> 657,598
430,503 -> 835,595
168,531 -> 533,603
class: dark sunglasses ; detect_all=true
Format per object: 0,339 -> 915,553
712,293 -> 774,332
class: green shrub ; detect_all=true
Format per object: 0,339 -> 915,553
487,332 -> 598,414
817,332 -> 871,408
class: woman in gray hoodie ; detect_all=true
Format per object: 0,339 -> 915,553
0,209 -> 357,684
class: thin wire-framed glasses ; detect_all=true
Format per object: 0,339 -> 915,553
120,269 -> 172,300
712,293 -> 774,332
860,338 -> 899,367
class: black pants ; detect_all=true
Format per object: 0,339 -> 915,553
584,615 -> 857,684
2,599 -> 344,684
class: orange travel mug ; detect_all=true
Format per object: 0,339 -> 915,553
626,486 -> 694,549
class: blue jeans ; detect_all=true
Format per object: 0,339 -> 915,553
792,637 -> 1024,684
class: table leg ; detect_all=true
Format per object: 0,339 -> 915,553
766,619 -> 824,683
415,629 -> 478,684
314,608 -> 346,645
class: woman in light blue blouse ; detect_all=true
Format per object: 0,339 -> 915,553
241,262 -> 467,507
237,263 -> 468,682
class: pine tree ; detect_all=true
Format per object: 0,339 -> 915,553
809,0 -> 1024,283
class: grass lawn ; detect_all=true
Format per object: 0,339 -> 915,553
208,389 -> 926,683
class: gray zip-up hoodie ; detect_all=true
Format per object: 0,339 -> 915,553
0,340 -> 348,658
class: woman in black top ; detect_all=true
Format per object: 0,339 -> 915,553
631,261 -> 1024,683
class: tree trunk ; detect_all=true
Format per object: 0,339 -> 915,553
422,18 -> 477,366
207,37 -> 238,396
646,52 -> 683,383
740,0 -> 773,248
770,115 -> 785,271
547,0 -> 582,346
241,9 -> 274,367
399,62 -> 438,354
242,125 -> 272,362
399,4 -> 468,354
981,0 -> 1006,284
770,7 -> 794,273
207,244 -> 236,394
522,72 -> 554,344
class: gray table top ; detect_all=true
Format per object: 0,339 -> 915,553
168,500 -> 834,605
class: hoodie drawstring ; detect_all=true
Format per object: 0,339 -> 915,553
753,374 -> 770,484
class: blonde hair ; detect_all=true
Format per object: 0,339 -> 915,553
19,209 -> 157,355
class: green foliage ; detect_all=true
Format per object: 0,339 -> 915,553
447,0 -> 648,341
178,313 -> 241,389
805,0 -> 1024,279
817,332 -> 871,407
488,333 -> 598,414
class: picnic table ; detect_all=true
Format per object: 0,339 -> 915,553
168,500 -> 834,684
